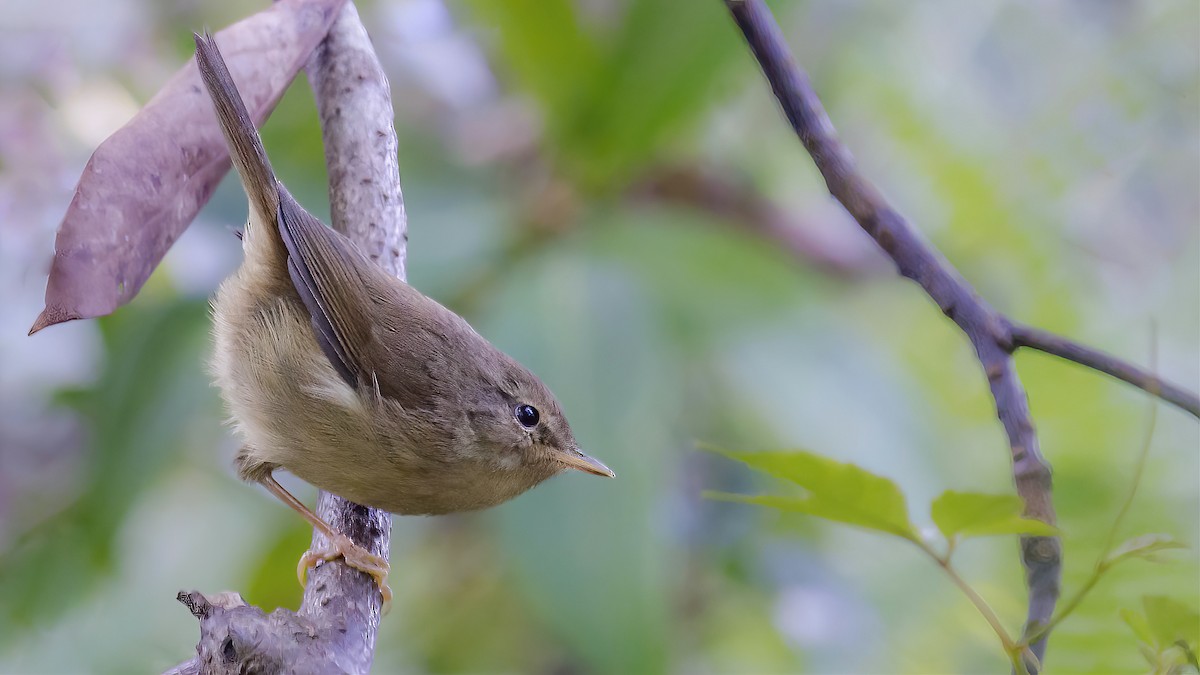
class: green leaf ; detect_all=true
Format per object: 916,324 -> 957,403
1143,596 -> 1200,649
1121,607 -> 1159,649
1104,534 -> 1187,568
703,448 -> 916,540
929,491 -> 1059,540
1136,644 -> 1161,669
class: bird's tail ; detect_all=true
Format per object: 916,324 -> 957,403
194,32 -> 282,258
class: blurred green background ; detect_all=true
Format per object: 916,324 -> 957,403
1,1 -> 1197,673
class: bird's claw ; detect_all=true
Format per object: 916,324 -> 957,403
297,532 -> 392,614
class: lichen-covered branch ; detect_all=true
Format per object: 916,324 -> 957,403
167,592 -> 356,674
305,0 -> 408,280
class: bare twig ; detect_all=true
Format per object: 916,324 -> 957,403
722,0 -> 1064,666
171,3 -> 404,673
1010,324 -> 1198,418
911,538 -> 1020,655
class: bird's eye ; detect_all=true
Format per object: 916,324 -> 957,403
515,404 -> 540,428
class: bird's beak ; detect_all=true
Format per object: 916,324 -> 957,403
554,447 -> 615,478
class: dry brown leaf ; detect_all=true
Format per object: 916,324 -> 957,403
30,0 -> 348,334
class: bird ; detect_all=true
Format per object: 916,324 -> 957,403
193,32 -> 613,608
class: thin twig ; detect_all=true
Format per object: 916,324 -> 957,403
722,0 -> 1062,667
1010,324 -> 1198,418
913,539 -> 1017,653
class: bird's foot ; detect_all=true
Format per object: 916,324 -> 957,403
298,532 -> 392,613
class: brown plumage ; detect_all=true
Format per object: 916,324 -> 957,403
194,33 -> 611,604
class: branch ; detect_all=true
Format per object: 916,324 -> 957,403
1010,324 -> 1199,418
722,0 -> 1062,668
172,3 -> 404,673
168,591 -> 358,673
308,1 -> 408,281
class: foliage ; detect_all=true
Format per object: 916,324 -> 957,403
1122,596 -> 1200,673
0,1 -> 1196,673
930,491 -> 1057,540
703,382 -> 1192,673
705,447 -> 918,539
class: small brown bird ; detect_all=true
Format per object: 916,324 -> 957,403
193,34 -> 612,607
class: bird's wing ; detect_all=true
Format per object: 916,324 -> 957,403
276,190 -> 378,387
276,191 -> 482,409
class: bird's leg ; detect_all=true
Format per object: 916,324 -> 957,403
259,473 -> 392,611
